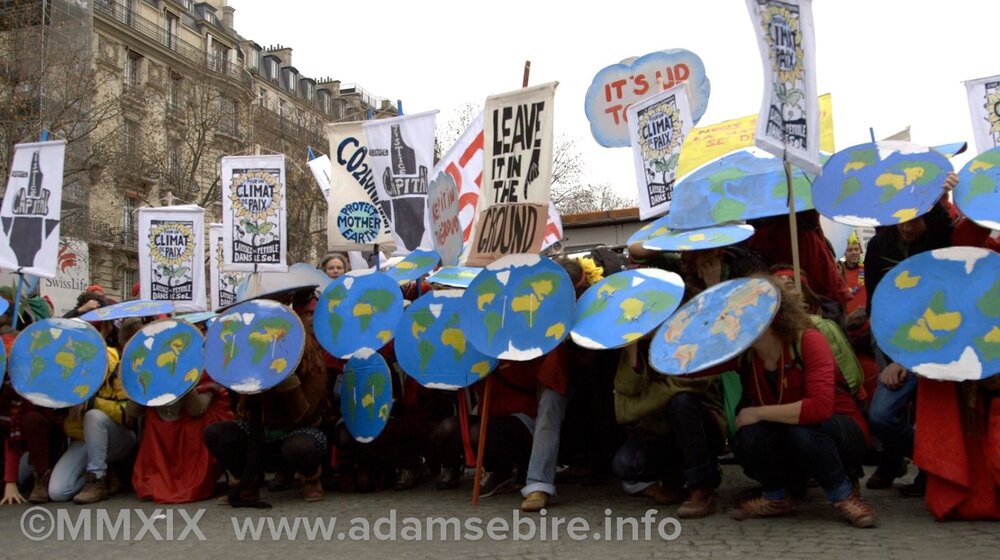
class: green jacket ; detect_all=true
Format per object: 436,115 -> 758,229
613,349 -> 727,436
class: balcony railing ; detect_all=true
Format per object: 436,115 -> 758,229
95,0 -> 250,88
89,220 -> 137,249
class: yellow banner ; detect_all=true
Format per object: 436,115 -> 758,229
677,93 -> 835,178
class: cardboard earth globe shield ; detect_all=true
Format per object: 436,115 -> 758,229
313,269 -> 404,359
812,141 -> 952,227
650,278 -> 779,375
80,299 -> 174,321
954,146 -> 1000,231
9,318 -> 109,408
395,290 -> 498,389
121,318 -> 204,406
460,254 -> 575,361
642,224 -> 755,252
571,268 -> 684,350
204,299 -> 305,394
871,247 -> 1000,381
341,348 -> 394,442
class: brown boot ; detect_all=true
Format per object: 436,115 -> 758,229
28,470 -> 52,504
301,467 -> 324,502
73,472 -> 108,504
105,469 -> 123,496
677,488 -> 717,519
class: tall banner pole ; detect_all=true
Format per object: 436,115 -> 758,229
472,60 -> 533,507
784,159 -> 802,294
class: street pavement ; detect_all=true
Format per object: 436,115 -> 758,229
1,464 -> 996,559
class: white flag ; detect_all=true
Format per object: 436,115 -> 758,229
221,154 -> 287,272
746,0 -> 821,174
362,111 -> 438,255
627,84 -> 694,220
964,73 -> 1000,154
138,205 -> 206,312
307,154 -> 332,200
0,140 -> 66,279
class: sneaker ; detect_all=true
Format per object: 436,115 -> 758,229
636,483 -> 684,506
73,472 -> 108,505
899,471 -> 926,498
520,491 -> 549,512
478,469 -> 516,498
833,495 -> 878,528
394,469 -> 417,491
436,467 -> 461,490
729,496 -> 794,521
28,470 -> 51,504
677,488 -> 717,519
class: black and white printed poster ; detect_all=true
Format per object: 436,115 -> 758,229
0,140 -> 66,279
221,154 -> 288,272
138,205 -> 206,312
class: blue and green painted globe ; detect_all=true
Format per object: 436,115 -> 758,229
341,348 -> 393,442
871,247 -> 1000,381
9,318 -> 109,408
460,254 -> 575,361
396,290 -> 498,389
313,270 -> 403,359
121,319 -> 204,406
812,141 -> 952,227
204,299 -> 305,394
954,146 -> 1000,231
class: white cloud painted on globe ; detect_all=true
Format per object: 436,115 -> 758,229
148,393 -> 178,407
931,246 -> 990,274
24,393 -> 73,408
913,347 -> 982,381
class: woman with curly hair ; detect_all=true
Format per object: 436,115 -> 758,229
728,279 -> 877,528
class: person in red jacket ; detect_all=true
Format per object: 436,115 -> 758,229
728,279 -> 877,528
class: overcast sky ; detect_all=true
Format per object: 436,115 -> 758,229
228,0 -> 998,200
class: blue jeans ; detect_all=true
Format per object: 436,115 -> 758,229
611,393 -> 724,494
49,410 -> 136,502
522,388 -> 570,497
868,369 -> 917,468
736,417 -> 863,502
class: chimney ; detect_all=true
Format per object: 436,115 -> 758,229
222,5 -> 234,29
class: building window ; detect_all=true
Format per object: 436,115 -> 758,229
295,108 -> 304,128
123,119 -> 140,160
218,97 -> 237,136
164,12 -> 179,50
268,58 -> 279,82
278,98 -> 285,119
247,48 -> 259,72
122,196 -> 137,244
122,266 -> 136,294
165,146 -> 181,181
167,72 -> 182,112
258,88 -> 268,109
124,50 -> 142,90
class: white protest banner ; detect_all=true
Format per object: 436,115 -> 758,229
221,154 -> 287,272
467,82 -> 557,266
138,205 -> 206,312
209,223 -> 244,310
307,154 -> 332,200
325,122 -> 395,252
40,238 -> 89,316
362,111 -> 438,255
0,140 -> 66,279
627,84 -> 694,220
746,0 -> 821,174
964,73 -> 1000,154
